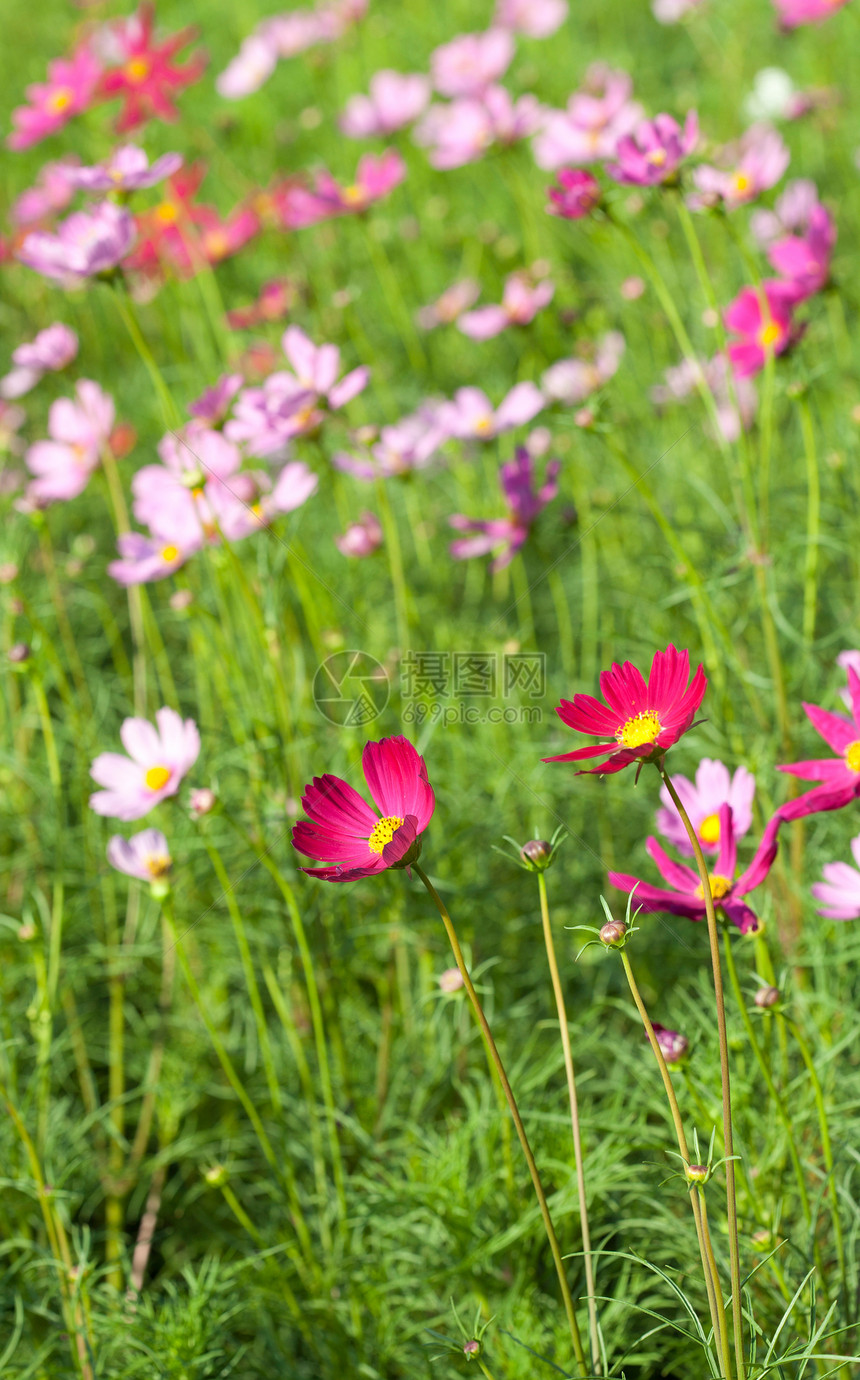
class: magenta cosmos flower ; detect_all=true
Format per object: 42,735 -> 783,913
610,804 -> 781,934
19,202 -> 136,282
724,282 -> 795,378
656,757 -> 755,854
533,63 -> 642,170
811,835 -> 860,920
606,111 -> 698,186
107,827 -> 172,882
292,736 -> 435,882
547,169 -> 601,219
544,644 -> 707,774
90,707 -> 201,820
777,667 -> 860,822
449,446 -> 560,571
1,323 -> 78,400
768,203 -> 835,301
651,1023 -> 689,1063
7,46 -> 101,151
773,0 -> 849,26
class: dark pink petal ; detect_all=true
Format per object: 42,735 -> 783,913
300,858 -> 387,883
714,803 -> 737,881
720,899 -> 760,934
555,695 -> 620,736
542,742 -> 616,763
777,782 -> 857,822
804,702 -> 855,753
645,837 -> 700,893
362,736 -> 435,829
735,812 -> 781,894
301,772 -> 378,836
776,758 -> 850,782
608,872 -> 705,920
292,821 -> 376,865
381,814 -> 418,866
848,667 -> 860,727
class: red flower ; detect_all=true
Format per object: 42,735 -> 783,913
99,4 -> 207,133
292,736 -> 436,882
544,644 -> 707,775
777,667 -> 860,821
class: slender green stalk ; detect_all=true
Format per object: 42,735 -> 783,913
110,279 -> 181,428
100,445 -> 147,716
30,674 -> 61,792
413,863 -> 588,1377
619,949 -> 730,1380
537,873 -> 600,1372
660,769 -> 746,1380
361,223 -> 427,374
798,396 -> 821,643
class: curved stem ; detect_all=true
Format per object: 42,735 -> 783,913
413,864 -> 588,1377
537,873 -> 600,1372
659,769 -> 746,1380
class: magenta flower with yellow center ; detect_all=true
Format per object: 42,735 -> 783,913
777,666 -> 860,821
544,644 -> 707,775
292,736 -> 435,883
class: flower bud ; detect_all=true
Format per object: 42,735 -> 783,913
600,919 -> 626,947
463,1339 -> 481,1359
8,642 -> 30,664
204,1164 -> 227,1187
652,1023 -> 689,1064
520,838 -> 553,870
685,1163 -> 709,1185
190,787 -> 217,819
439,967 -> 464,994
754,985 -> 780,1009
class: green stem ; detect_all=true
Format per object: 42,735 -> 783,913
660,769 -> 745,1380
413,864 -> 588,1377
537,873 -> 600,1372
110,280 -> 181,428
784,1016 -> 846,1299
798,396 -> 821,644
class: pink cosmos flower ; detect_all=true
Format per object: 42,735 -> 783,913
750,178 -> 819,245
656,757 -> 756,854
416,86 -> 542,169
610,806 -> 780,934
690,124 -> 789,209
458,271 -> 554,340
542,332 -> 625,405
606,111 -> 699,186
12,159 -> 80,226
837,651 -> 860,709
431,30 -> 514,99
544,644 -> 707,775
449,446 -> 560,571
773,0 -> 849,27
67,144 -> 183,192
547,168 -> 601,218
216,32 -> 279,99
335,511 -> 383,557
280,326 -> 370,409
107,827 -> 172,881
651,353 -> 757,443
768,203 -> 835,301
651,1023 -> 689,1063
292,736 -> 435,882
90,707 -> 201,821
224,376 -> 318,457
0,402 -> 26,456
24,379 -> 115,506
333,409 -> 445,480
416,279 -> 481,329
724,282 -> 795,378
494,0 -> 568,36
341,71 -> 431,138
811,835 -> 860,920
439,966 -> 465,993
19,202 -> 136,282
132,425 -> 242,545
226,279 -> 296,330
532,64 -> 642,170
97,4 -> 208,133
188,374 -> 243,424
108,531 -> 199,585
1,324 -> 78,400
7,47 -> 102,151
436,383 -> 544,441
652,0 -> 705,21
777,667 -> 860,821
274,151 -> 405,228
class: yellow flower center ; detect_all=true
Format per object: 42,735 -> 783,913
616,710 -> 662,750
155,200 -> 179,225
342,184 -> 365,206
368,815 -> 404,854
732,172 -> 752,194
48,87 -> 74,113
647,147 -> 667,166
759,321 -> 781,348
695,873 -> 733,901
160,545 -> 179,563
204,230 -> 229,260
146,853 -> 171,878
144,765 -> 171,791
699,812 -> 721,845
125,57 -> 151,84
474,416 -> 493,434
845,740 -> 860,773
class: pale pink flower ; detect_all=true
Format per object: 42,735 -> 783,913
67,145 -> 183,193
19,202 -> 136,282
431,30 -> 514,99
656,758 -> 756,855
690,124 -> 789,209
333,409 -> 445,479
651,353 -> 757,442
532,64 -> 642,170
108,531 -> 199,585
341,71 -> 431,138
205,460 -> 319,540
438,966 -> 465,993
107,828 -> 172,882
335,510 -> 383,557
133,426 -> 243,543
494,0 -> 568,36
450,446 -> 560,570
190,787 -> 216,818
542,332 -> 625,405
12,159 -> 80,226
280,325 -> 370,409
606,111 -> 699,186
264,10 -> 327,57
620,276 -> 646,299
216,32 -> 279,99
1,323 -> 78,400
750,178 -> 819,245
0,403 -> 26,456
188,373 -> 243,424
7,46 -> 102,151
24,379 -> 114,505
225,376 -> 318,457
773,0 -> 849,27
436,383 -> 544,440
653,0 -> 705,20
418,85 -> 542,166
90,707 -> 201,821
274,150 -> 406,227
416,279 -> 481,329
459,271 -> 554,339
812,835 -> 860,919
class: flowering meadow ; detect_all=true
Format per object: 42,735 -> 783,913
3,0 -> 860,1375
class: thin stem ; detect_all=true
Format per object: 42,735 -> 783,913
660,769 -> 746,1380
798,396 -> 821,644
537,872 -> 600,1372
413,864 -> 588,1377
110,279 -> 181,428
619,949 -> 730,1380
784,1015 -> 846,1298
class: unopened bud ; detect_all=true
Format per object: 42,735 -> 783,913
652,1023 -> 689,1064
190,787 -> 216,818
685,1163 -> 709,1185
754,985 -> 780,1009
600,919 -> 626,947
8,642 -> 30,664
520,839 -> 552,870
204,1164 -> 227,1187
439,967 -> 464,994
463,1339 -> 481,1359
